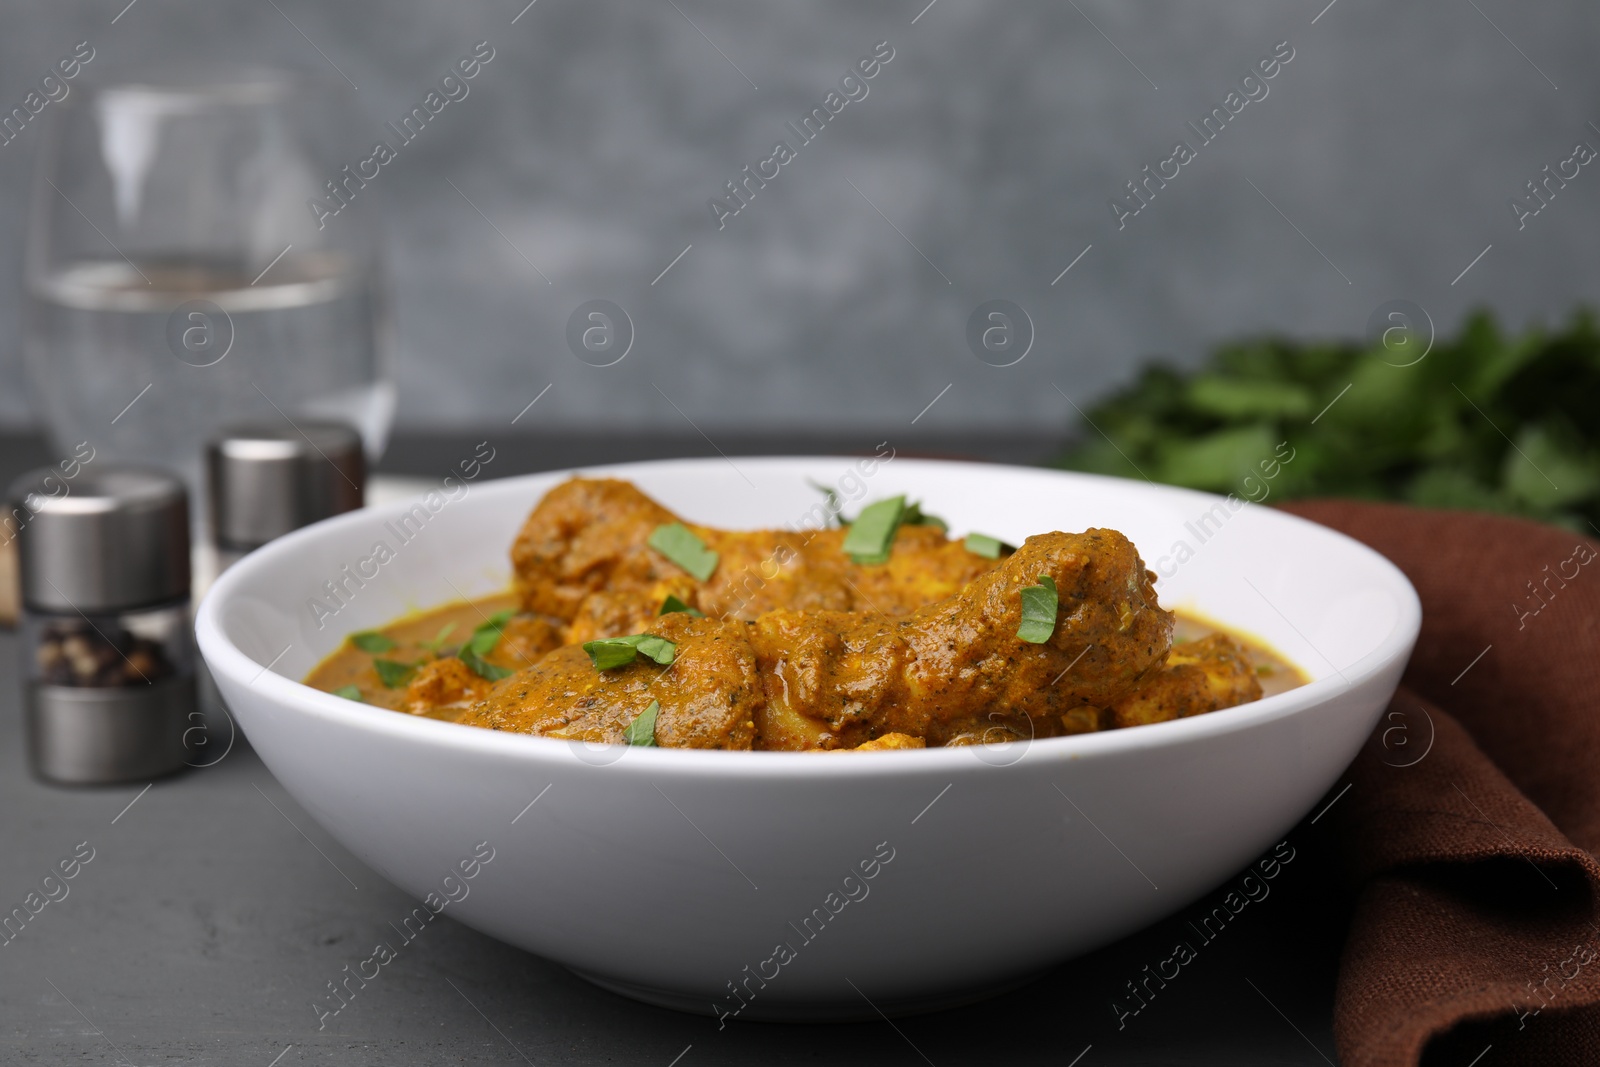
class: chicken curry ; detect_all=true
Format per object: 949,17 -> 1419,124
305,477 -> 1306,750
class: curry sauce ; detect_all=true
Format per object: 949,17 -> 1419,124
304,477 -> 1309,749
307,598 -> 1307,727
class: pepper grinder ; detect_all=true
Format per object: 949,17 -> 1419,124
197,422 -> 364,729
206,421 -> 365,571
10,466 -> 194,785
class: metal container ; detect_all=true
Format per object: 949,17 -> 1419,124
206,421 -> 364,568
197,421 -> 364,740
9,466 -> 195,785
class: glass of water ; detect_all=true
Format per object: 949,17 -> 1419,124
24,69 -> 391,536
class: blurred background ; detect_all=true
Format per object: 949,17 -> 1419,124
1,0 -> 1597,493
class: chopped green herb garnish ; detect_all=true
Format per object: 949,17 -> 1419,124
460,645 -> 514,681
1017,575 -> 1060,644
659,594 -> 705,617
636,637 -> 675,664
1256,663 -> 1275,675
463,610 -> 516,658
422,621 -> 458,652
332,684 -> 364,701
808,481 -> 847,527
965,533 -> 1016,559
373,658 -> 419,688
350,631 -> 397,653
624,700 -> 660,746
648,523 -> 719,581
842,495 -> 905,564
584,639 -> 640,671
582,633 -> 677,670
466,627 -> 501,658
901,500 -> 947,531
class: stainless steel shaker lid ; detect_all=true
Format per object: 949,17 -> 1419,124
206,421 -> 364,550
8,466 -> 191,613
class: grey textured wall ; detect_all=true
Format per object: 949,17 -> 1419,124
1,0 -> 1597,435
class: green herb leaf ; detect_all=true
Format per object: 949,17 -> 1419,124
1017,575 -> 1060,644
332,684 -> 364,702
842,495 -> 905,564
632,635 -> 677,665
1187,375 -> 1315,420
901,500 -> 947,531
583,638 -> 641,671
373,658 -> 419,688
648,523 -> 719,581
1053,311 -> 1600,533
350,631 -> 397,653
964,532 -> 1015,559
421,621 -> 458,652
460,646 -> 513,681
582,633 -> 677,670
659,594 -> 705,617
624,700 -> 660,746
808,480 -> 847,526
463,610 -> 517,658
466,627 -> 501,658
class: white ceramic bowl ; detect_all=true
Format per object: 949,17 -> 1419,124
196,458 -> 1419,1020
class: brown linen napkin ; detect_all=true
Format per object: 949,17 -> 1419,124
1279,500 -> 1600,1067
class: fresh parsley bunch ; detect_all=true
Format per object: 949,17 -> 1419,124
1055,310 -> 1600,533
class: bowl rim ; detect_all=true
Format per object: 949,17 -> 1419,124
195,456 -> 1422,782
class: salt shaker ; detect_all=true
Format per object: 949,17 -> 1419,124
10,466 -> 194,784
206,421 -> 364,570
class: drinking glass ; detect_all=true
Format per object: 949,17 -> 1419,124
24,69 -> 391,538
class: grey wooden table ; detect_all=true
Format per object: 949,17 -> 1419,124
0,432 -> 1346,1065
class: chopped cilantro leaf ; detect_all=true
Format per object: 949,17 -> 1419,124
464,610 -> 517,658
332,685 -> 363,701
842,495 -> 905,564
422,622 -> 458,652
965,533 -> 1016,559
1017,574 -> 1060,644
648,523 -> 719,581
659,594 -> 705,617
901,500 -> 947,531
373,659 -> 419,688
350,631 -> 397,653
466,627 -> 501,658
808,481 -> 847,527
460,646 -> 513,681
624,700 -> 660,746
584,638 -> 640,671
582,633 -> 677,670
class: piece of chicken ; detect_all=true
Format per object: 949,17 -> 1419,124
457,610 -> 762,749
401,614 -> 566,716
459,528 -> 1173,750
405,658 -> 494,715
1106,633 -> 1263,730
494,614 -> 567,668
510,478 -> 998,638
